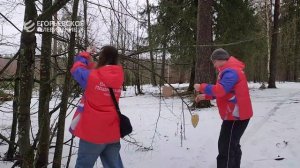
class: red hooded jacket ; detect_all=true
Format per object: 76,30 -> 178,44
198,57 -> 253,120
70,52 -> 124,144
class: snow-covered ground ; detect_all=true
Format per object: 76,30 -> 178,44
0,82 -> 300,168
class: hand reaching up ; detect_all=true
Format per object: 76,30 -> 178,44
86,46 -> 96,54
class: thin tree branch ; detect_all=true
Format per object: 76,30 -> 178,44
0,132 -> 18,146
0,12 -> 22,32
86,0 -> 141,21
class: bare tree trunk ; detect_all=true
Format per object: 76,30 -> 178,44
52,0 -> 79,167
17,0 -> 37,167
160,39 -> 166,86
268,0 -> 280,88
188,58 -> 195,92
6,55 -> 20,160
51,0 -> 58,89
35,0 -> 52,167
134,6 -> 142,94
110,0 -> 114,45
294,0 -> 300,81
83,0 -> 88,47
116,0 -> 120,48
134,57 -> 143,94
66,137 -> 75,168
265,0 -> 271,80
16,1 -> 70,166
146,0 -> 157,86
195,0 -> 214,107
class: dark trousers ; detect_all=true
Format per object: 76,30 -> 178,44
217,119 -> 250,168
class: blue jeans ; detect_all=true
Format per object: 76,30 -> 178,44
75,139 -> 124,168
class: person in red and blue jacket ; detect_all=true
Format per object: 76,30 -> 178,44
70,46 -> 124,168
194,48 -> 253,168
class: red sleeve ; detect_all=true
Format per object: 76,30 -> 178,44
204,94 -> 214,100
79,51 -> 91,59
199,83 -> 208,93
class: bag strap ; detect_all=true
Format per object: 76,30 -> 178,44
109,88 -> 122,117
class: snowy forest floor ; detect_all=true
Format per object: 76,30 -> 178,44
0,82 -> 299,168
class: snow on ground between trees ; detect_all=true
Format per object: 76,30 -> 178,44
0,82 -> 299,168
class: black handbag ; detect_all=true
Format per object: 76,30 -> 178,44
109,88 -> 132,138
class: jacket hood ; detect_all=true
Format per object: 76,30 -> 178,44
96,65 -> 124,88
218,56 -> 245,71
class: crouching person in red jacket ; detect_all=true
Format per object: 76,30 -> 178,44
194,48 -> 253,168
70,46 -> 124,168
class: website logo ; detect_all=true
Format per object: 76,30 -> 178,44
23,20 -> 35,33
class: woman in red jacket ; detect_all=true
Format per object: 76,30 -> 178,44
70,46 -> 124,168
195,48 -> 253,168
